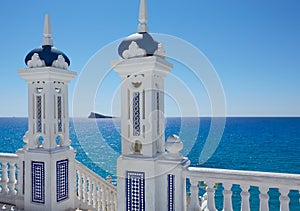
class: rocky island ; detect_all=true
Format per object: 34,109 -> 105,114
88,112 -> 114,118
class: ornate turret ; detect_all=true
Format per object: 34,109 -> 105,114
19,14 -> 76,150
18,14 -> 76,211
112,0 -> 188,210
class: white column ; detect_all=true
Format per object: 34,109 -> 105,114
87,177 -> 92,205
92,183 -> 97,208
101,185 -> 107,211
188,177 -> 201,211
8,162 -> 16,195
279,187 -> 290,211
77,170 -> 83,200
240,184 -> 250,211
82,173 -> 87,203
1,162 -> 8,194
97,185 -> 101,211
259,186 -> 269,211
223,183 -> 233,211
206,181 -> 217,211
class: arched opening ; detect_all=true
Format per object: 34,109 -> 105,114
56,135 -> 63,147
37,136 -> 44,148
36,87 -> 43,93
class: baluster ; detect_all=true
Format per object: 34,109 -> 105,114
259,186 -> 269,211
240,184 -> 250,211
15,162 -> 23,197
97,184 -> 101,211
111,189 -> 116,211
77,171 -> 82,200
87,177 -> 92,205
101,184 -> 107,211
223,183 -> 233,211
82,173 -> 87,203
206,181 -> 217,211
92,183 -> 97,208
8,162 -> 16,195
107,187 -> 112,211
106,188 -> 110,211
279,187 -> 290,211
1,162 -> 8,194
111,192 -> 116,211
114,192 -> 118,211
188,178 -> 201,211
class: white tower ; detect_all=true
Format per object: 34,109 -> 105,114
18,14 -> 76,211
112,1 -> 189,210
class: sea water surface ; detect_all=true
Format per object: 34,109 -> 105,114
0,117 -> 300,210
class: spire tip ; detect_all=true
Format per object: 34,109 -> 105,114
42,14 -> 54,46
137,0 -> 149,33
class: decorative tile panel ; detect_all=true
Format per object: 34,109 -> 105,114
32,161 -> 45,204
133,92 -> 141,136
57,96 -> 62,132
168,174 -> 175,211
36,96 -> 42,133
56,159 -> 68,202
126,171 -> 145,211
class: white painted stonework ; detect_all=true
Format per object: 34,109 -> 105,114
122,41 -> 146,59
52,55 -> 69,69
111,56 -> 172,157
27,53 -> 45,68
111,0 -> 192,209
1,1 -> 300,211
17,14 -> 77,211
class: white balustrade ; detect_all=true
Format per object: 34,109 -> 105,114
75,160 -> 117,211
186,167 -> 300,211
0,153 -> 20,205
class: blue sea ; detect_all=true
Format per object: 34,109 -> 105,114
1,117 -> 300,210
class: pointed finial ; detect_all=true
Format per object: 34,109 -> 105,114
137,0 -> 149,33
42,14 -> 54,46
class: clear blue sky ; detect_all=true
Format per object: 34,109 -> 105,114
0,0 -> 299,117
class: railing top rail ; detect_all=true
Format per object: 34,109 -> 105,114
186,167 -> 300,189
0,153 -> 18,160
75,160 -> 116,190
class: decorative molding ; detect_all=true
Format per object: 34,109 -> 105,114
27,53 -> 46,68
131,74 -> 144,88
126,171 -> 145,211
132,81 -> 142,88
32,161 -> 45,204
154,43 -> 166,59
52,55 -> 68,69
122,41 -> 146,59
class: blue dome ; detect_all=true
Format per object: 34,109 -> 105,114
25,45 -> 70,67
118,32 -> 159,58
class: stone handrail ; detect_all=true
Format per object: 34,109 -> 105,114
0,153 -> 20,205
185,167 -> 300,211
75,160 -> 117,211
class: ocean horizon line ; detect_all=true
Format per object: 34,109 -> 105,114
0,115 -> 299,118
